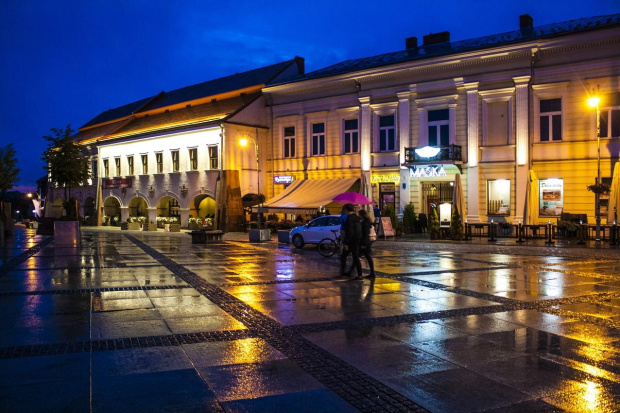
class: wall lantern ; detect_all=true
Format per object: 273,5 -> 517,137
148,186 -> 155,198
179,185 -> 188,197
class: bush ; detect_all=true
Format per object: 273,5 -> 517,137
429,207 -> 440,236
402,203 -> 417,234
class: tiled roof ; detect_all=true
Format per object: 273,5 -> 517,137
81,59 -> 298,130
282,14 -> 620,83
72,120 -> 128,144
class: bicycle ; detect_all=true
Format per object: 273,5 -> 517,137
318,229 -> 343,257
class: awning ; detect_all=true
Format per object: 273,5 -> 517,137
257,177 -> 359,214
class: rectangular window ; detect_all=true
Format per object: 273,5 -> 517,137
379,115 -> 396,151
171,150 -> 179,172
141,154 -> 148,174
428,109 -> 449,146
189,148 -> 198,170
487,180 -> 511,215
156,153 -> 163,173
114,158 -> 121,176
91,159 -> 98,179
208,145 -> 219,169
486,101 -> 509,146
283,126 -> 296,158
343,119 -> 359,154
540,98 -> 562,141
600,92 -> 620,138
311,123 -> 325,156
127,156 -> 134,175
103,159 -> 109,177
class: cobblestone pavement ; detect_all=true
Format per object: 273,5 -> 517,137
0,226 -> 619,412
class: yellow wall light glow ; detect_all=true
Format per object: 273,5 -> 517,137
587,96 -> 600,108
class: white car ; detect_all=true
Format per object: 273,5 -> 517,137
289,215 -> 342,248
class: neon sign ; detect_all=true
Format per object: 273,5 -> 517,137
371,173 -> 400,183
409,166 -> 447,178
274,175 -> 294,184
414,146 -> 441,158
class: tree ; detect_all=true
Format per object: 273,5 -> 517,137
0,143 -> 20,202
449,205 -> 463,240
42,125 -> 90,218
402,202 -> 417,234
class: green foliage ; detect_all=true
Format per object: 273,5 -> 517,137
402,202 -> 417,234
449,205 -> 463,240
42,125 -> 91,205
429,206 -> 440,235
381,204 -> 397,231
587,183 -> 611,195
0,143 -> 20,201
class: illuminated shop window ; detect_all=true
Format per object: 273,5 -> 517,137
487,180 -> 511,215
343,119 -> 359,154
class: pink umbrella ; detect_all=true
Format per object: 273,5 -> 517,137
332,192 -> 375,205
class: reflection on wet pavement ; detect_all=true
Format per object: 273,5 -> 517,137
0,227 -> 619,412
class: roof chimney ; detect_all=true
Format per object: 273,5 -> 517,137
423,31 -> 450,46
294,56 -> 305,75
520,14 -> 533,30
405,36 -> 418,49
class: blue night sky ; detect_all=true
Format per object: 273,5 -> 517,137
2,0 -> 619,191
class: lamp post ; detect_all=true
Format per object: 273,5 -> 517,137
239,136 -> 260,228
587,95 -> 602,247
27,192 -> 42,218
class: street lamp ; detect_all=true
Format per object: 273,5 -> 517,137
239,136 -> 261,228
587,94 -> 601,247
27,192 -> 43,218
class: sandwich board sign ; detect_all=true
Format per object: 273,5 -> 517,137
379,217 -> 394,239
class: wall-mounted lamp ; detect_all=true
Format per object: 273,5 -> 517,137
147,186 -> 155,198
121,188 -> 126,197
179,185 -> 188,197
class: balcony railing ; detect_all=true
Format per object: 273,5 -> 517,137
404,145 -> 462,164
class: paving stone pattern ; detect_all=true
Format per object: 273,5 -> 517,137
0,227 -> 619,412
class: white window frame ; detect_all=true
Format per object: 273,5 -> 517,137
600,92 -> 620,139
155,152 -> 163,174
283,125 -> 296,159
480,88 -> 514,146
533,82 -> 568,143
141,154 -> 148,175
127,155 -> 134,175
171,150 -> 179,172
337,106 -> 360,155
416,95 -> 457,147
188,148 -> 198,171
306,111 -> 328,157
103,158 -> 109,178
114,157 -> 121,177
371,103 -> 398,153
208,145 -> 219,170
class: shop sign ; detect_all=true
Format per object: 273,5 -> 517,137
539,179 -> 563,216
409,165 -> 447,178
102,177 -> 133,189
274,175 -> 294,184
371,173 -> 400,183
379,183 -> 396,192
414,146 -> 441,158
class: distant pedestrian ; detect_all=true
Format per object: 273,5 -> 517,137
358,209 -> 376,278
340,203 -> 363,280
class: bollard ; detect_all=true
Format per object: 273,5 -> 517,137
611,221 -> 618,247
464,220 -> 470,241
516,221 -> 525,243
545,220 -> 554,245
577,221 -> 586,245
488,220 -> 496,242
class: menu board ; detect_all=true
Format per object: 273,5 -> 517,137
380,217 -> 394,238
539,179 -> 564,216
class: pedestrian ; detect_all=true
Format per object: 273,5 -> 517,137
358,209 -> 376,278
340,203 -> 363,280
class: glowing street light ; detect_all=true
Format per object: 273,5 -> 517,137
588,94 -> 601,247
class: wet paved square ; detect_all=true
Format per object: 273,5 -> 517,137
1,227 -> 619,412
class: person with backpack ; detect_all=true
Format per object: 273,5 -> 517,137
340,203 -> 363,280
358,209 -> 376,278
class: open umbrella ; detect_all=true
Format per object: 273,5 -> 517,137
332,192 -> 375,205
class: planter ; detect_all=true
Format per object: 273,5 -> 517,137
189,222 -> 201,231
120,222 -> 128,230
128,222 -> 140,230
54,221 -> 80,246
143,223 -> 157,231
249,228 -> 271,242
430,232 -> 439,240
165,223 -> 180,232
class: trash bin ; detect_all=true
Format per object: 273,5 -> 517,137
278,230 -> 290,243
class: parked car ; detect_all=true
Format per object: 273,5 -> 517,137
289,215 -> 341,248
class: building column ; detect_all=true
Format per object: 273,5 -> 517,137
180,208 -> 190,229
147,207 -> 157,225
397,90 -> 411,214
464,82 -> 481,222
359,96 -> 372,198
513,76 -> 531,223
120,206 -> 129,223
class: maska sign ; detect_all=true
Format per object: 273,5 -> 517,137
409,165 -> 447,178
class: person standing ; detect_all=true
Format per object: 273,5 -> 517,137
358,209 -> 376,278
340,203 -> 363,280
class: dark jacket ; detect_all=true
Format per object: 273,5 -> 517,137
343,213 -> 361,245
361,218 -> 373,248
